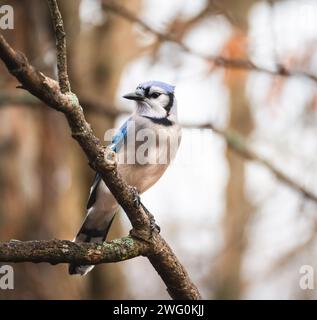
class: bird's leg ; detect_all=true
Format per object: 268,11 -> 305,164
141,202 -> 161,234
131,187 -> 160,234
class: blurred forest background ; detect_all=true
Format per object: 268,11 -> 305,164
1,0 -> 317,299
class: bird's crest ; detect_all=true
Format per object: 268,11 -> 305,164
137,81 -> 175,94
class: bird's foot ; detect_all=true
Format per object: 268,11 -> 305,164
131,186 -> 141,208
130,186 -> 160,235
141,203 -> 161,234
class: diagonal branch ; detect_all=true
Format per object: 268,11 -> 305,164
102,0 -> 317,84
0,16 -> 201,301
47,0 -> 71,93
0,91 -> 127,119
185,123 -> 317,203
2,88 -> 316,205
2,88 -> 315,205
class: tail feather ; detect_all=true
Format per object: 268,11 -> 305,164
68,214 -> 116,276
69,263 -> 94,276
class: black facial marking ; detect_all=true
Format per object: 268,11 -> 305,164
150,92 -> 161,99
136,85 -> 150,98
142,116 -> 174,126
165,93 -> 174,115
144,87 -> 150,98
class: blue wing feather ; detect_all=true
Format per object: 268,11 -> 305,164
109,120 -> 129,152
86,119 -> 129,209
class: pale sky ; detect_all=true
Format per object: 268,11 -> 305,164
82,0 -> 317,299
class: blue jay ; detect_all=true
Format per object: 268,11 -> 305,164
69,81 -> 182,275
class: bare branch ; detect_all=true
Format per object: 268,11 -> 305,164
2,87 -> 314,206
102,0 -> 317,84
0,237 -> 148,265
47,0 -> 71,93
2,85 -> 315,206
184,123 -> 317,203
0,91 -> 127,119
0,32 -> 201,300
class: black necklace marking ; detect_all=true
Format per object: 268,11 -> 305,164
142,116 -> 174,126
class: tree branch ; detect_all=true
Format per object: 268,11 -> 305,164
102,0 -> 317,84
0,91 -> 127,119
186,123 -> 317,203
0,5 -> 201,299
2,89 -> 315,205
0,237 -> 148,265
1,89 -> 315,206
47,0 -> 71,93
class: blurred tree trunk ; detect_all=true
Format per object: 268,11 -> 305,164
0,0 -> 86,299
212,0 -> 258,299
0,0 -> 140,299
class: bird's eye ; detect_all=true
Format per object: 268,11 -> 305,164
150,92 -> 161,99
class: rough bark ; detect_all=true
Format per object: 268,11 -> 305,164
0,10 -> 201,299
0,237 -> 148,264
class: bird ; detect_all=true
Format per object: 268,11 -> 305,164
69,80 -> 182,275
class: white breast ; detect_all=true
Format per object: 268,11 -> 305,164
116,116 -> 181,193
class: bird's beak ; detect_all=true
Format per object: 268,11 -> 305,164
122,90 -> 145,101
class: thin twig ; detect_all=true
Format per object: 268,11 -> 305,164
47,0 -> 71,93
184,123 -> 317,204
102,0 -> 317,84
1,89 -> 315,205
